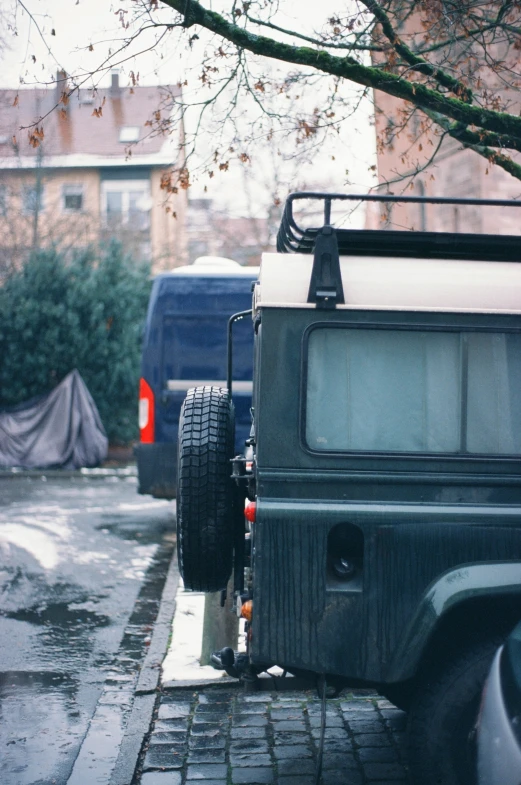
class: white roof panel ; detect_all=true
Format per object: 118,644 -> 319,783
169,259 -> 259,277
256,253 -> 521,314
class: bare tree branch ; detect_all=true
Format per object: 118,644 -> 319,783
7,0 -> 521,188
158,0 -> 521,142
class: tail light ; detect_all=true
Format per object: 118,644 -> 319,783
139,377 -> 155,443
240,600 -> 253,622
244,500 -> 256,523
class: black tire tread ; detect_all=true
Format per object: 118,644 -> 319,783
176,386 -> 235,592
407,638 -> 501,785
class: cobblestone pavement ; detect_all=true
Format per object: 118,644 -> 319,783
135,686 -> 409,785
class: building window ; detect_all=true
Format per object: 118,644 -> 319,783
101,180 -> 151,231
139,240 -> 152,261
106,190 -> 123,223
119,126 -> 140,143
63,184 -> 84,212
22,185 -> 44,214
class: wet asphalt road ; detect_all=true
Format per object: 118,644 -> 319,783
0,471 -> 175,785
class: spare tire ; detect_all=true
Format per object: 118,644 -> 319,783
176,386 -> 235,592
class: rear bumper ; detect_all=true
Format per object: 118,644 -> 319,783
135,442 -> 177,499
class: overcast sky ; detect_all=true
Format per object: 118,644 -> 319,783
2,0 -> 179,89
1,1 -> 377,217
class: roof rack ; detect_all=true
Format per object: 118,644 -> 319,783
276,192 -> 521,308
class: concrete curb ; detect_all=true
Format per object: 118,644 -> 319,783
108,694 -> 157,785
0,466 -> 137,479
109,548 -> 181,785
162,676 -> 238,690
136,555 -> 181,696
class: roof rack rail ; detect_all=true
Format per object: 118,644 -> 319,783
277,191 -> 521,310
277,191 -> 521,262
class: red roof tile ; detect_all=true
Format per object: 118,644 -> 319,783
0,80 -> 181,163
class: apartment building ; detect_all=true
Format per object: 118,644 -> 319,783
0,72 -> 187,275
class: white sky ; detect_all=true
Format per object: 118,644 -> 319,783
1,1 -> 377,217
2,0 -> 180,89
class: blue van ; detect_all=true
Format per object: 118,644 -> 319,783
136,257 -> 258,499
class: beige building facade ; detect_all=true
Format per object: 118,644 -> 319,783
0,74 -> 188,276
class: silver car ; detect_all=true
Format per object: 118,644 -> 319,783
478,621 -> 521,785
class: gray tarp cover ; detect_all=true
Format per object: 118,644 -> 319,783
0,369 -> 108,469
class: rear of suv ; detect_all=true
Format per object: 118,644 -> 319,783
176,192 -> 521,785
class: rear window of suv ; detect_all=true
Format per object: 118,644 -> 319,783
305,327 -> 521,455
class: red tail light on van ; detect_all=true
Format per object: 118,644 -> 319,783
139,378 -> 155,443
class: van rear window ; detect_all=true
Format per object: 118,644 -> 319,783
161,314 -> 253,383
162,315 -> 224,380
305,327 -> 521,455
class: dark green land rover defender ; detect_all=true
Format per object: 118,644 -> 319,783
176,192 -> 521,785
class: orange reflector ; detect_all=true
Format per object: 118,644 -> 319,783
244,501 -> 257,522
240,600 -> 253,622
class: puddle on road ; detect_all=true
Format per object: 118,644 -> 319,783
0,671 -> 87,785
4,602 -> 110,628
0,595 -> 113,676
0,567 -> 109,614
0,535 -> 176,784
0,477 -> 176,784
97,515 -> 174,544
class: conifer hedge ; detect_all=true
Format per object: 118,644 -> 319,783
0,242 -> 151,444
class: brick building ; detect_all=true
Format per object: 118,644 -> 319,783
372,16 -> 521,234
187,198 -> 273,267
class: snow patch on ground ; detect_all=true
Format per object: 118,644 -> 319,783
161,584 -> 229,684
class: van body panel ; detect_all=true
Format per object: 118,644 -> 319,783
250,305 -> 521,683
137,268 -> 257,498
251,501 -> 521,682
387,562 -> 521,681
136,441 -> 177,499
174,194 -> 521,785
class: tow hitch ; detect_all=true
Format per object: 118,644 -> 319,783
210,647 -> 250,679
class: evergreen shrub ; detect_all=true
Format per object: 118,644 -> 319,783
0,242 -> 151,444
